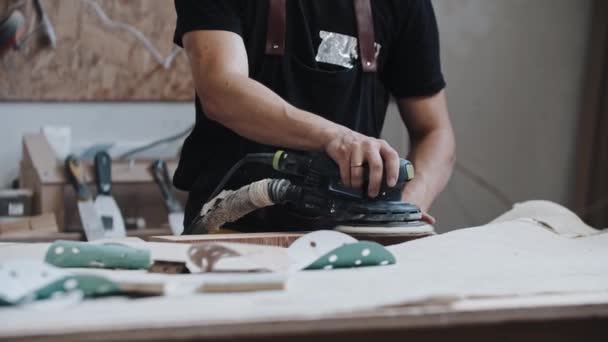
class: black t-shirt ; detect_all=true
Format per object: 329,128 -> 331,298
173,0 -> 445,196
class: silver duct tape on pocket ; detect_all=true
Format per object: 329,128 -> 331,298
315,30 -> 381,70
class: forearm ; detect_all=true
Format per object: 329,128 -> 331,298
184,30 -> 347,152
197,71 -> 345,151
404,129 -> 455,211
397,90 -> 455,212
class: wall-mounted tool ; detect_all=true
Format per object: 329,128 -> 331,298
150,160 -> 184,235
93,151 -> 126,238
0,10 -> 26,56
32,0 -> 56,48
65,155 -> 105,241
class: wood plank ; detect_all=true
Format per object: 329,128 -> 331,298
150,232 -> 305,248
150,231 -> 432,247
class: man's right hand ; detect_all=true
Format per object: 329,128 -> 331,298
323,128 -> 401,198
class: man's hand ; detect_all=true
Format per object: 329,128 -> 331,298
398,90 -> 455,219
324,129 -> 400,198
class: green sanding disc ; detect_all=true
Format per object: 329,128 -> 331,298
304,241 -> 396,270
45,240 -> 152,270
34,274 -> 121,301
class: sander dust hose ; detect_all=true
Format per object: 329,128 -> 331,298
188,178 -> 300,234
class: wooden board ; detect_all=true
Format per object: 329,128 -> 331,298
150,231 -> 432,247
150,232 -> 306,248
0,0 -> 193,100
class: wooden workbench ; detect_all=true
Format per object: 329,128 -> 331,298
2,293 -> 607,341
1,201 -> 606,341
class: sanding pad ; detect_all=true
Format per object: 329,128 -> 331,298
335,221 -> 435,236
0,10 -> 26,54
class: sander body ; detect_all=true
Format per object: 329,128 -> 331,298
269,151 -> 423,227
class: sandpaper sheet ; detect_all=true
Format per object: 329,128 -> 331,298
0,201 -> 607,338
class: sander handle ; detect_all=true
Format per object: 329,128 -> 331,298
271,150 -> 414,200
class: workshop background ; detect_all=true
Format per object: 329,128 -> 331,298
0,0 -> 606,233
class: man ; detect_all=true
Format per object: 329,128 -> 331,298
173,0 -> 455,233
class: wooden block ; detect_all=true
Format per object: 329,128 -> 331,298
0,218 -> 30,235
0,213 -> 58,235
29,213 -> 59,232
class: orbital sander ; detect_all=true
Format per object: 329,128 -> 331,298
188,150 -> 433,236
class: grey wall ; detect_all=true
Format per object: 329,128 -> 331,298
0,0 -> 592,231
382,0 -> 592,231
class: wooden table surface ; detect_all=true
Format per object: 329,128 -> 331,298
3,293 -> 607,342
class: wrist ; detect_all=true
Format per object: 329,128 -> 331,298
401,178 -> 431,211
315,123 -> 348,151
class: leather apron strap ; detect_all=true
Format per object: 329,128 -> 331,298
265,0 -> 286,55
265,0 -> 377,72
353,0 -> 377,72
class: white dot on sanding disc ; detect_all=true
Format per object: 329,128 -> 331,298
323,265 -> 333,270
328,255 -> 338,263
380,260 -> 389,265
64,278 -> 78,290
355,260 -> 362,266
361,248 -> 370,257
55,246 -> 64,254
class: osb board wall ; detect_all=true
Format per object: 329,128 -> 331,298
0,0 -> 194,101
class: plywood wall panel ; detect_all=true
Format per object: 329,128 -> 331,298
0,0 -> 194,101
